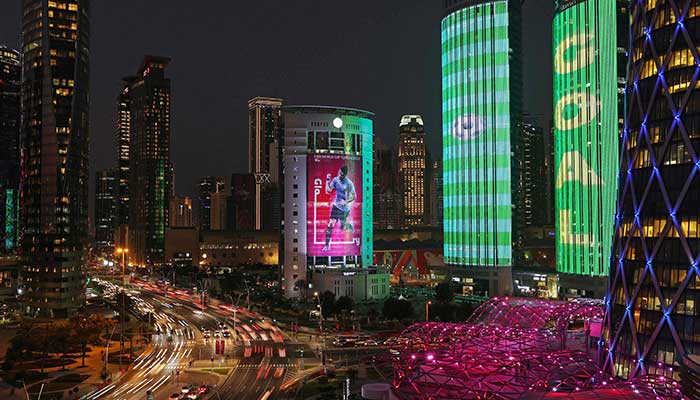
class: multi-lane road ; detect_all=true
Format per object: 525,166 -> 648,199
84,275 -> 300,400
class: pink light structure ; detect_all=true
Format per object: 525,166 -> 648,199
390,297 -> 684,399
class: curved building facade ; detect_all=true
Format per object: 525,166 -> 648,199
441,0 -> 523,269
605,0 -> 700,384
281,106 -> 373,298
552,0 -> 623,277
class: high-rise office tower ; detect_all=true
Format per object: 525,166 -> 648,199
398,115 -> 427,227
442,0 -> 523,273
248,97 -> 283,231
197,176 -> 226,231
430,160 -> 443,228
522,120 -> 547,228
127,56 -> 172,267
0,46 -> 20,254
114,78 -> 133,251
553,0 -> 626,277
373,137 -> 402,230
94,169 -> 117,251
20,0 -> 90,317
210,191 -> 228,231
604,0 -> 700,392
169,196 -> 193,228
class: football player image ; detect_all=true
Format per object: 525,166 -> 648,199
322,165 -> 356,252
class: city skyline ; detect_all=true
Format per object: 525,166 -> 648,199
0,0 -> 553,199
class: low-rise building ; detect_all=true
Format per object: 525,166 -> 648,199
310,266 -> 390,302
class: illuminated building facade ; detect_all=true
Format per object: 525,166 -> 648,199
553,0 -> 625,277
127,56 -> 172,266
604,0 -> 700,390
442,0 -> 524,269
0,46 -> 20,254
210,191 -> 228,231
399,115 -> 427,227
281,105 -> 373,298
197,176 -> 226,231
20,0 -> 90,317
94,169 -> 116,251
248,97 -> 283,231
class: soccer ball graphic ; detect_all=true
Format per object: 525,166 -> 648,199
451,114 -> 486,140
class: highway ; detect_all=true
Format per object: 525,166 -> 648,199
86,274 -> 299,400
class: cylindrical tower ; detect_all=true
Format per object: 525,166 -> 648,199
281,106 -> 373,299
605,0 -> 700,389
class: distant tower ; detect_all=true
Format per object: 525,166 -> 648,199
197,176 -> 226,231
521,118 -> 546,228
94,169 -> 117,251
248,97 -> 283,231
169,196 -> 193,228
127,56 -> 172,267
0,46 -> 20,254
210,191 -> 228,231
115,78 -> 133,252
373,137 -> 401,230
20,0 -> 91,317
398,115 -> 427,227
430,160 -> 443,228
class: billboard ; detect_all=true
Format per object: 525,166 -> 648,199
441,1 -> 513,267
307,154 -> 363,257
553,0 -> 617,276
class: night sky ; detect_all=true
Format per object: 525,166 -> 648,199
0,0 -> 553,198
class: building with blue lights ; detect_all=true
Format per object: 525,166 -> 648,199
604,0 -> 700,395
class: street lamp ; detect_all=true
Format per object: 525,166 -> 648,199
426,300 -> 432,322
115,248 -> 129,276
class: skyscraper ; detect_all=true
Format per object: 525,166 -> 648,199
604,0 -> 700,390
373,137 -> 401,230
114,78 -> 133,251
522,119 -> 547,228
197,176 -> 226,231
553,0 -> 624,277
398,115 -> 427,227
430,160 -> 443,228
127,56 -> 172,267
20,0 -> 90,317
210,191 -> 228,231
0,46 -> 20,254
442,0 -> 523,273
169,196 -> 193,228
94,169 -> 116,251
281,105 -> 373,298
248,97 -> 283,231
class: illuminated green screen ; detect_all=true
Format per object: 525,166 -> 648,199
553,0 -> 617,276
442,1 -> 513,267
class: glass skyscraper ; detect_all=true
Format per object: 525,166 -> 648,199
20,0 -> 90,317
0,46 -> 20,255
127,56 -> 172,267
